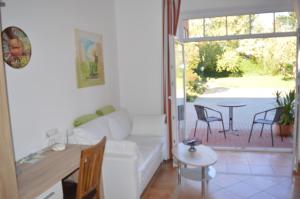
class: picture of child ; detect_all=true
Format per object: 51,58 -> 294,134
2,26 -> 31,69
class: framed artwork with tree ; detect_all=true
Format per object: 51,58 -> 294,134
75,29 -> 105,88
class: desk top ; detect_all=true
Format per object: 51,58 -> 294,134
17,144 -> 86,199
172,143 -> 217,167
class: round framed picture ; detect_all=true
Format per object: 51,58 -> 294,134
2,26 -> 32,69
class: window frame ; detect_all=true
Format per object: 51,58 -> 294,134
180,11 -> 297,42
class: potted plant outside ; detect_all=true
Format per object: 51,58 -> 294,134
275,90 -> 295,136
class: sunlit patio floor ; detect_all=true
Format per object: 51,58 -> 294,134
182,90 -> 294,149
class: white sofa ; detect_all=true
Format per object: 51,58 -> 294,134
69,109 -> 168,199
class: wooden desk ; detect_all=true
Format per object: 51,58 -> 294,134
17,144 -> 87,199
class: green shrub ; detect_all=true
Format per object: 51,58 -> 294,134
186,72 -> 207,102
186,93 -> 197,102
217,50 -> 242,75
194,42 -> 223,77
280,63 -> 294,80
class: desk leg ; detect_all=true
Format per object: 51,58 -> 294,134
201,167 -> 206,199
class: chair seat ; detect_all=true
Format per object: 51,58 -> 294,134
254,119 -> 273,125
62,180 -> 97,199
206,117 -> 222,122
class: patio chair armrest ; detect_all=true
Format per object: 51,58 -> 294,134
204,107 -> 223,116
253,107 -> 278,119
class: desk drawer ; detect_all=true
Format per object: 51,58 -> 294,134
36,181 -> 63,199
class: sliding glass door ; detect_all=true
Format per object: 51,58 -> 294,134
169,35 -> 186,145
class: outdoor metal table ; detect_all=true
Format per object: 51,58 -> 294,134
218,102 -> 246,135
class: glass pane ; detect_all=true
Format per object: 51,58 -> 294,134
227,15 -> 250,35
175,41 -> 185,141
275,12 -> 297,32
205,17 -> 226,36
175,42 -> 184,100
251,13 -> 274,34
186,19 -> 204,38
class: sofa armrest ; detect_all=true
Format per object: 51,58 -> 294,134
103,149 -> 140,199
130,114 -> 166,136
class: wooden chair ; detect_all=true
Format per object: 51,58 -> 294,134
63,137 -> 106,199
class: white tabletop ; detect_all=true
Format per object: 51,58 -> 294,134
172,143 -> 218,167
217,102 -> 246,107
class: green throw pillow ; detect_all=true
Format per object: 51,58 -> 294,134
73,114 -> 98,127
96,105 -> 116,116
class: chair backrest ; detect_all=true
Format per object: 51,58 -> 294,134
178,105 -> 185,121
76,137 -> 106,199
273,107 -> 284,123
194,105 -> 207,121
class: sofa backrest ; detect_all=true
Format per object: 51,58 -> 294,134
72,116 -> 112,145
106,109 -> 132,140
71,109 -> 132,144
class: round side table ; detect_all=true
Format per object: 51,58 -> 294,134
172,143 -> 218,199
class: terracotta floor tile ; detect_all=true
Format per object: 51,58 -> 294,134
224,182 -> 261,198
226,164 -> 251,174
250,165 -> 275,175
142,151 -> 297,199
211,174 -> 241,188
208,189 -> 242,199
248,191 -> 278,199
264,182 -> 300,199
243,176 -> 279,190
272,165 -> 293,176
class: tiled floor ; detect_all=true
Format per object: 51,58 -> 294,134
142,151 -> 299,199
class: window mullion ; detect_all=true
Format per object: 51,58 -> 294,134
203,18 -> 205,37
226,16 -> 228,36
249,14 -> 252,34
273,12 -> 276,33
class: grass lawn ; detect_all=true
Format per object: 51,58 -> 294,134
206,74 -> 295,89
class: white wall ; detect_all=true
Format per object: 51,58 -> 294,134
2,0 -> 120,160
114,0 -> 163,116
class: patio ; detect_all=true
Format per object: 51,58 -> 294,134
182,88 -> 293,149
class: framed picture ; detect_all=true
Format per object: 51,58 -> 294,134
2,26 -> 32,69
75,29 -> 105,88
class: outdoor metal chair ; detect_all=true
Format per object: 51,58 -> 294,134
178,105 -> 184,130
248,107 -> 284,147
193,105 -> 226,142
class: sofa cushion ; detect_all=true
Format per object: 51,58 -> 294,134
126,135 -> 163,169
107,109 -> 132,140
131,115 -> 165,136
105,140 -> 141,157
96,105 -> 116,116
73,114 -> 98,127
125,135 -> 164,148
71,116 -> 111,145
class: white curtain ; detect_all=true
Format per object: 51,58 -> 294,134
293,0 -> 300,171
